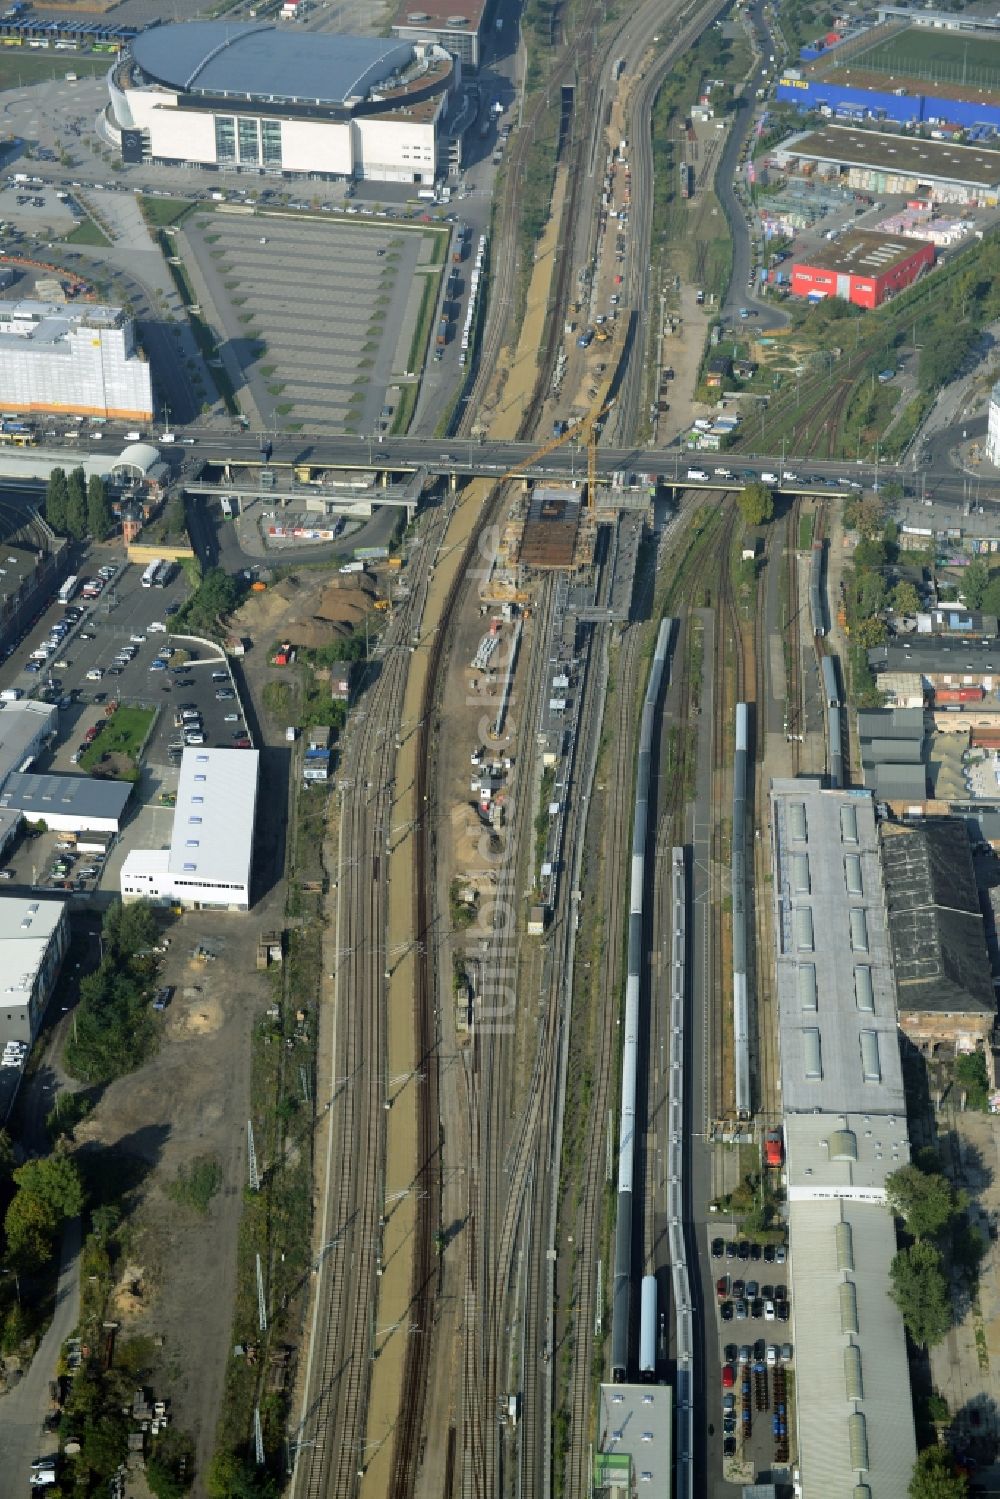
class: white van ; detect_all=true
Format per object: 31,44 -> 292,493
0,687 -> 23,701
124,430 -> 143,442
760,471 -> 778,484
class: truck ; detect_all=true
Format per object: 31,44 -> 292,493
436,319 -> 448,348
340,561 -> 366,574
764,1127 -> 784,1168
418,187 -> 437,200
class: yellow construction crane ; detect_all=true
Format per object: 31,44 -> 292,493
498,311 -> 628,501
498,400 -> 612,503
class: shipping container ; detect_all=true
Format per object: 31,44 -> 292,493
935,686 -> 984,704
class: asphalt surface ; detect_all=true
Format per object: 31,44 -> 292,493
714,4 -> 789,332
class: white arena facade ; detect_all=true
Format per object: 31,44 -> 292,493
107,22 -> 457,183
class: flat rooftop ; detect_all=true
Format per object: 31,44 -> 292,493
0,771 -> 132,827
0,700 -> 56,786
596,1383 -> 672,1491
393,0 -> 487,30
0,300 -> 126,351
770,780 -> 905,1115
0,894 -> 65,1010
783,124 -> 1000,189
168,747 -> 259,886
795,229 -> 926,277
785,1111 -> 910,1201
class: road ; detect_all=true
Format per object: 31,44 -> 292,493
714,3 -> 790,330
0,1217 -> 81,1487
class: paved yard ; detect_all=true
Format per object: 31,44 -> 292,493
180,210 -> 445,435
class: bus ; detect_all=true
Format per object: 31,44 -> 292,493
153,560 -> 172,588
141,559 -> 163,589
58,575 -> 78,605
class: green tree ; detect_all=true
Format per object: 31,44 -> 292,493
854,615 -> 888,649
908,1445 -> 969,1499
886,1164 -> 962,1240
955,1050 -> 990,1110
13,1152 -> 85,1220
893,581 -> 921,616
980,576 -> 1000,617
844,494 -> 885,538
206,1453 -> 279,1499
87,475 -> 112,541
45,467 -> 68,534
102,897 -> 157,958
963,556 -> 990,610
890,1241 -> 952,1347
737,481 -> 774,527
65,466 -> 87,541
4,1190 -> 54,1264
858,571 -> 887,619
854,536 -> 887,571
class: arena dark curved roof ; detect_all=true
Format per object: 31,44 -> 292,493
130,22 -> 415,106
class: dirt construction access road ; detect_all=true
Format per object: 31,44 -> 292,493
70,911 -> 280,1492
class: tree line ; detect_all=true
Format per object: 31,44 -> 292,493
45,466 -> 113,543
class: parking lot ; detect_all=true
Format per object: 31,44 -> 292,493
0,549 -> 249,896
179,210 -> 447,434
709,1231 -> 796,1480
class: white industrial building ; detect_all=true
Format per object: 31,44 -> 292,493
109,22 -> 456,183
0,699 -> 57,782
0,895 -> 69,1044
121,746 -> 258,910
770,780 -> 916,1499
0,772 -> 132,834
0,301 -> 152,422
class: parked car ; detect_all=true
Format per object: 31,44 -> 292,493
721,1363 -> 735,1389
717,1276 -> 729,1300
712,1238 -> 724,1259
721,1301 -> 734,1322
764,1300 -> 775,1322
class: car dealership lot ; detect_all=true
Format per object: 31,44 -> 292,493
711,1232 -> 795,1479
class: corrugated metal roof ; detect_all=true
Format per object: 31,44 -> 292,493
131,21 -> 416,106
788,1200 -> 914,1499
772,782 -> 904,1116
167,747 -> 258,887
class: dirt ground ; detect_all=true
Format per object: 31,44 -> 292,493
70,909 -> 282,1495
234,572 -> 379,649
929,1107 -> 1000,1472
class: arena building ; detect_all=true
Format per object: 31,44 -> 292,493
790,230 -> 934,309
108,21 -> 457,183
0,300 -> 152,421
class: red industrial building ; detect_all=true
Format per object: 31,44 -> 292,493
790,230 -> 934,309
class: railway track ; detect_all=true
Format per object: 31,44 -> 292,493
294,618 -> 410,1499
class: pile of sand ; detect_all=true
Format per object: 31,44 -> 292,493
235,572 -> 376,648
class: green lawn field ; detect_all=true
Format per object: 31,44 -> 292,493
855,24 -> 1000,87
